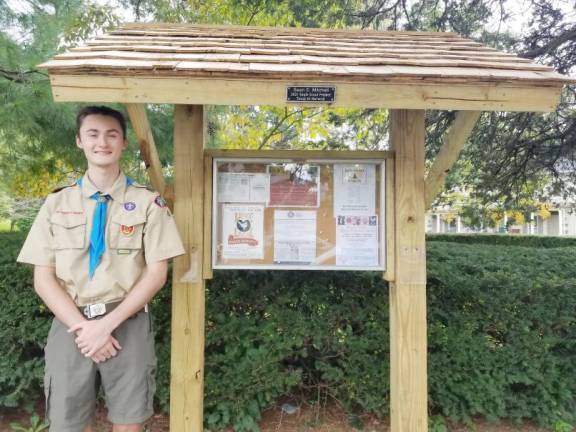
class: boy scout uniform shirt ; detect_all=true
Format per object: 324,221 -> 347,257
17,172 -> 185,307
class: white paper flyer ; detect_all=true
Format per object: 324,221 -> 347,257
217,173 -> 270,203
333,164 -> 376,215
335,214 -> 379,266
222,205 -> 264,259
273,210 -> 317,264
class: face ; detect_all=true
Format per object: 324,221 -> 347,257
76,114 -> 127,169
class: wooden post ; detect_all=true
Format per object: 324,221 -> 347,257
389,110 -> 428,432
171,105 -> 206,432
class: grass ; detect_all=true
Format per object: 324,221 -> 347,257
0,220 -> 16,232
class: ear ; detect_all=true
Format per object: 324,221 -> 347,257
75,135 -> 82,149
122,139 -> 128,150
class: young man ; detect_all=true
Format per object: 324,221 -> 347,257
17,106 -> 185,432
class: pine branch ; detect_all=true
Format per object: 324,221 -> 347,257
0,66 -> 48,83
520,26 -> 576,59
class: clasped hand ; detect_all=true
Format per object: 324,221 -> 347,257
68,320 -> 122,364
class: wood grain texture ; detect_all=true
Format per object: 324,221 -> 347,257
49,75 -> 563,112
203,154 -> 213,280
389,110 -> 427,432
425,111 -> 481,208
383,157 -> 395,282
204,148 -> 393,160
125,103 -> 166,196
37,23 -> 574,90
171,105 -> 206,432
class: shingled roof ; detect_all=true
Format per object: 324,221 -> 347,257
41,23 -> 572,86
40,23 -> 574,111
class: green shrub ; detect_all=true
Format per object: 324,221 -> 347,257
0,232 -> 49,410
427,242 -> 576,425
427,233 -> 576,248
2,232 -> 575,430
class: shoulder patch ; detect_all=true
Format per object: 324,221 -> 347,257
154,195 -> 168,208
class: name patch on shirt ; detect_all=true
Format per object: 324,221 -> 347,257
56,210 -> 83,215
117,249 -> 132,255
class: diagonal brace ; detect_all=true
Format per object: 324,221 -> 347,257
126,103 -> 167,196
424,111 -> 481,209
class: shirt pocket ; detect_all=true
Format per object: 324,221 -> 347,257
50,213 -> 87,249
109,213 -> 146,250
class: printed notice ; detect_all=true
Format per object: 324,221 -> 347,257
217,173 -> 269,203
334,164 -> 376,215
268,163 -> 320,207
274,210 -> 317,264
336,215 -> 379,266
222,205 -> 264,259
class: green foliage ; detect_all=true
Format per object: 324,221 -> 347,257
10,413 -> 48,432
428,242 -> 576,425
427,233 -> 576,248
429,415 -> 449,432
553,420 -> 574,432
0,232 -> 49,410
2,234 -> 576,430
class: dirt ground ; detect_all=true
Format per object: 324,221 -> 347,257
0,402 -> 550,432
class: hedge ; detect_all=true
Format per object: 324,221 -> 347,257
1,231 -> 575,430
427,233 -> 576,248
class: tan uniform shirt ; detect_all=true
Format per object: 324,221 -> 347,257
17,172 -> 185,306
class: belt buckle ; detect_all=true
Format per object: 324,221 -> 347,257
83,303 -> 106,319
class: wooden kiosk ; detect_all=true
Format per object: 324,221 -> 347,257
40,23 -> 573,431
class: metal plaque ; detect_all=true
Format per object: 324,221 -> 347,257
286,86 -> 335,103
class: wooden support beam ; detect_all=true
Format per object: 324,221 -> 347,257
389,110 -> 428,432
126,103 -> 167,196
171,105 -> 206,432
424,111 -> 481,208
203,154 -> 213,280
205,148 -> 392,160
52,75 -> 563,112
383,157 -> 395,282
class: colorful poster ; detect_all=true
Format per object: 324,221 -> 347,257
217,173 -> 269,203
336,214 -> 379,266
267,163 -> 320,207
222,205 -> 264,259
273,210 -> 317,264
334,164 -> 376,215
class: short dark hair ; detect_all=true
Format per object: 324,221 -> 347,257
76,106 -> 127,138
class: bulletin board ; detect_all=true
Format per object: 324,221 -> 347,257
211,154 -> 387,271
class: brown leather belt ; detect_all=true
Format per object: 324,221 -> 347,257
79,301 -> 147,320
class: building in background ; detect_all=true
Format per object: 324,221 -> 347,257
426,205 -> 576,236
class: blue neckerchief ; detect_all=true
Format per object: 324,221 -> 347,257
88,191 -> 109,279
77,175 -> 134,279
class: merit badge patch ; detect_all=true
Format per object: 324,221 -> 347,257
121,225 -> 135,236
124,202 -> 136,211
154,195 -> 167,208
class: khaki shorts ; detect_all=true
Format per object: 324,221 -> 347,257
44,310 -> 157,432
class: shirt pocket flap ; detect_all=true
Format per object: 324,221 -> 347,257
50,213 -> 86,249
109,213 -> 146,249
50,213 -> 87,228
116,213 -> 147,227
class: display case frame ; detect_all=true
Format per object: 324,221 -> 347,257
205,150 -> 394,273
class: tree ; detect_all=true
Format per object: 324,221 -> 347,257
1,0 -> 574,211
